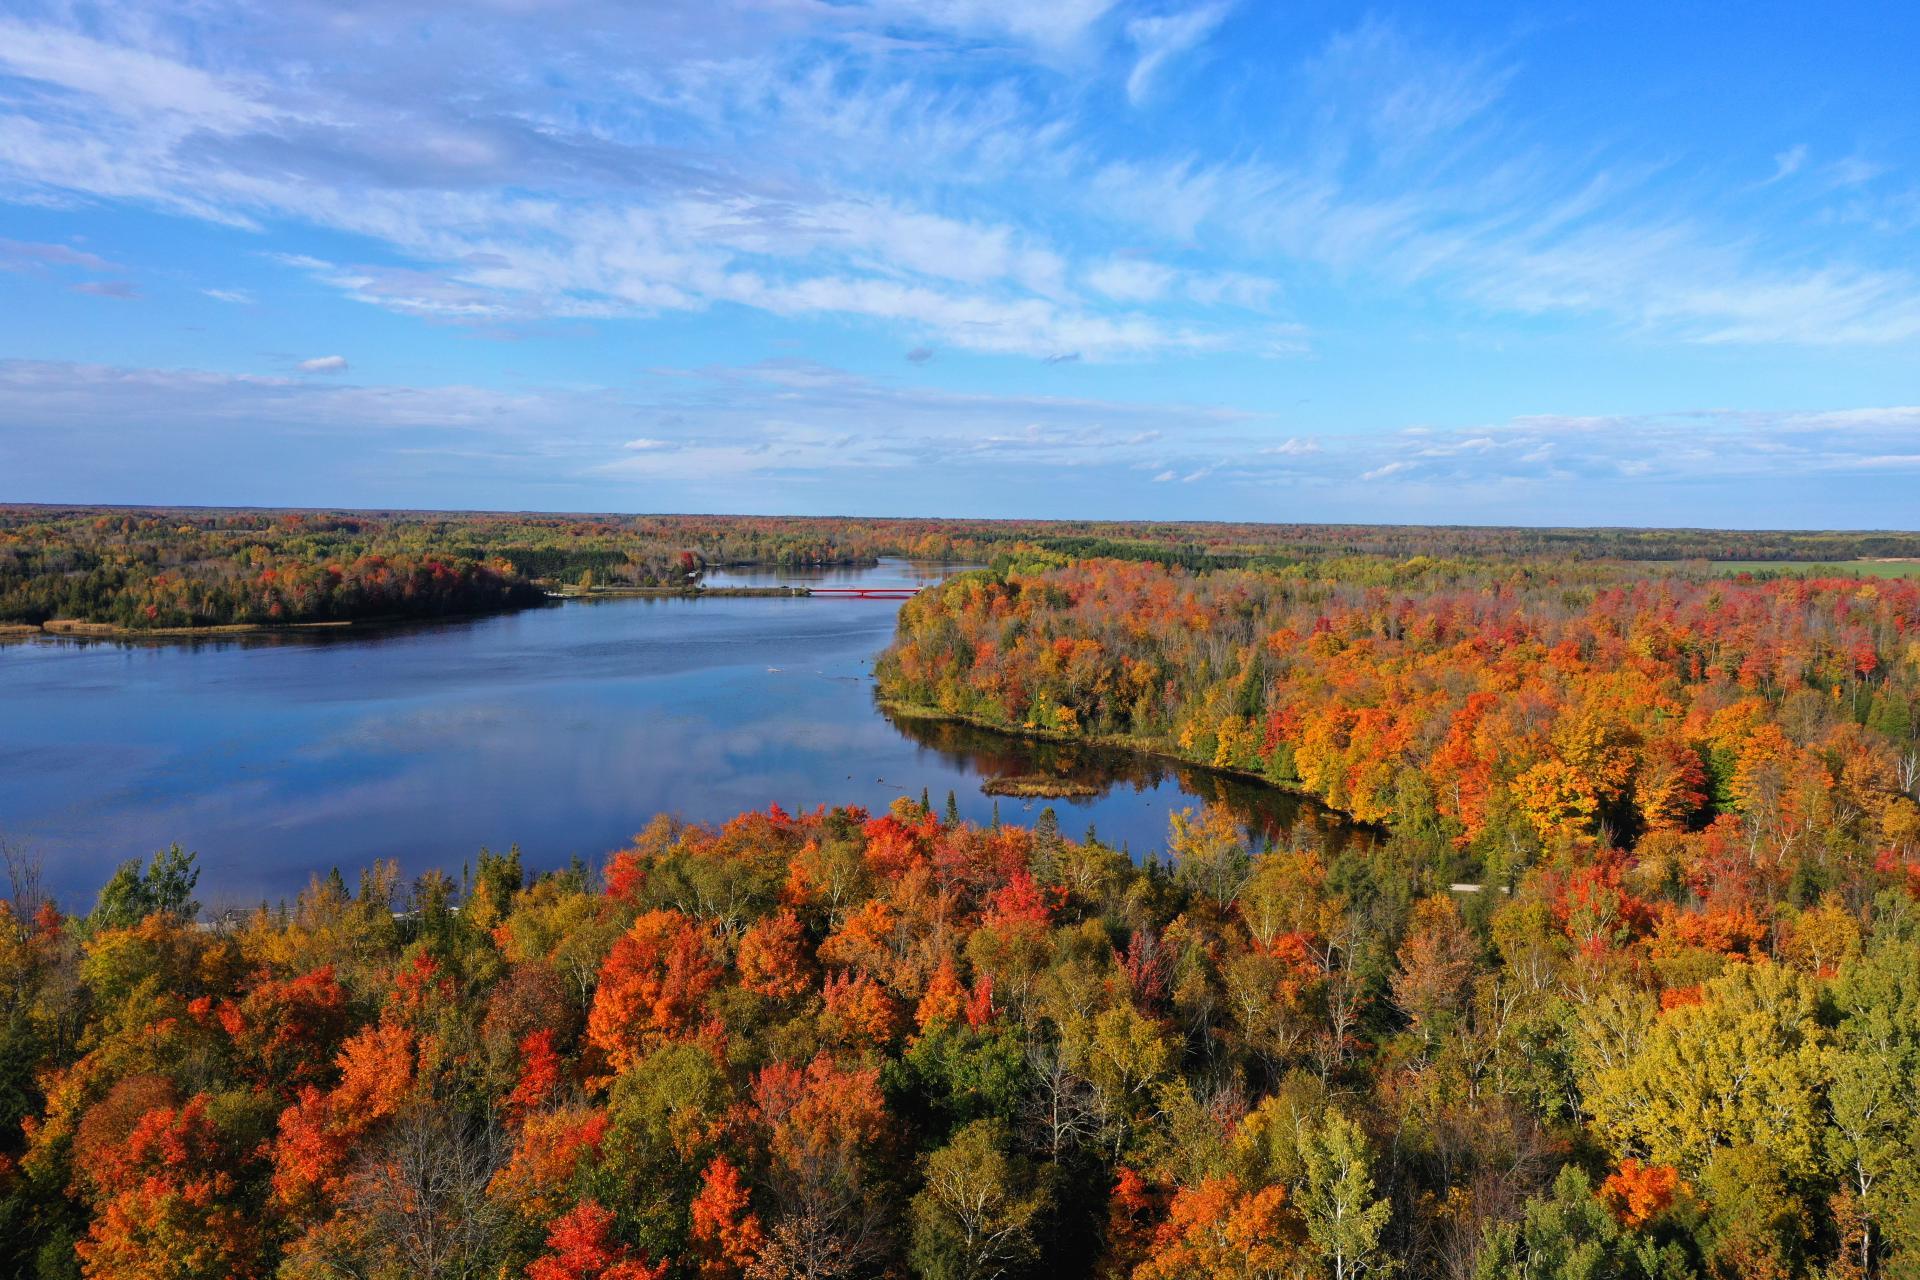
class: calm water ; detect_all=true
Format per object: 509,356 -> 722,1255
0,560 -> 1357,906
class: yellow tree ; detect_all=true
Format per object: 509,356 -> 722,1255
1581,961 -> 1830,1182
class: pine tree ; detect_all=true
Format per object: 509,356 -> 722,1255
1034,806 -> 1059,846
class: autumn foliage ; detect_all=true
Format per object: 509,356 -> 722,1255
879,558 -> 1920,858
5,534 -> 1920,1277
1599,1159 -> 1685,1228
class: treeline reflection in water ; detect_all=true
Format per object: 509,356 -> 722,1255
878,705 -> 1369,858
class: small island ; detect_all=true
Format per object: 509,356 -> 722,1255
980,773 -> 1101,799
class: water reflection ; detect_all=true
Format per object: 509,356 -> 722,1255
701,560 -> 965,590
0,559 -> 1363,905
879,705 -> 1365,856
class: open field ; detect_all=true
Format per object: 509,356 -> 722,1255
1700,559 -> 1920,578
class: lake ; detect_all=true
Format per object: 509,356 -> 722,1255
0,559 -> 1359,907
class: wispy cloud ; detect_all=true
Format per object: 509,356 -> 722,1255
1769,144 -> 1809,182
1125,3 -> 1233,106
0,2 -> 1916,524
0,359 -> 546,423
0,4 -> 1284,360
72,279 -> 139,299
1086,257 -> 1175,302
0,238 -> 115,272
2,3 -> 1911,358
1307,16 -> 1512,153
1320,406 -> 1920,494
0,18 -> 268,131
1260,437 -> 1320,457
7,356 -> 1916,524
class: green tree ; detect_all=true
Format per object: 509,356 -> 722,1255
466,845 -> 524,931
1828,918 -> 1920,1279
1033,807 -> 1058,847
86,844 -> 199,931
597,1040 -> 734,1260
1474,1166 -> 1694,1280
908,1120 -> 1047,1280
1060,1003 -> 1171,1155
900,1025 -> 1029,1134
1296,1110 -> 1393,1280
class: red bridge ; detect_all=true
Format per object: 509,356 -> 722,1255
802,586 -> 924,599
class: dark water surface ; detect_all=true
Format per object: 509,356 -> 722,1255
1,560 -> 1357,905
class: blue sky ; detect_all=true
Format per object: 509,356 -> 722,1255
1,1 -> 1917,525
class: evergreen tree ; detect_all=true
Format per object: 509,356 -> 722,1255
86,844 -> 200,930
1034,806 -> 1059,846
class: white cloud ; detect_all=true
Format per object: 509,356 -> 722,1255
1186,271 -> 1282,309
894,0 -> 1119,54
0,355 -> 1256,489
1260,437 -> 1320,456
1826,156 -> 1888,189
0,19 -> 268,131
1089,112 -> 1920,347
1085,257 -> 1175,302
0,0 -> 1912,383
6,357 -> 1919,523
1337,405 -> 1920,489
297,355 -> 348,373
1125,3 -> 1234,106
0,359 -> 565,435
1309,17 -> 1510,151
0,9 -> 1174,358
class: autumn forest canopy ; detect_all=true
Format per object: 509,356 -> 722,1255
7,504 -> 1920,631
5,510 -> 1920,1279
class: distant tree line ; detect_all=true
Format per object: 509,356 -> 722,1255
6,505 -> 1920,631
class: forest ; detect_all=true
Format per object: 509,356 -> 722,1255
7,504 -> 1920,631
5,522 -> 1920,1279
878,555 -> 1920,862
4,779 -> 1918,1280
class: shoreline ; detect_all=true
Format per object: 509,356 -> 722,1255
0,554 -> 971,646
1,583 -> 820,644
875,697 -> 1374,829
6,608 -> 542,644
